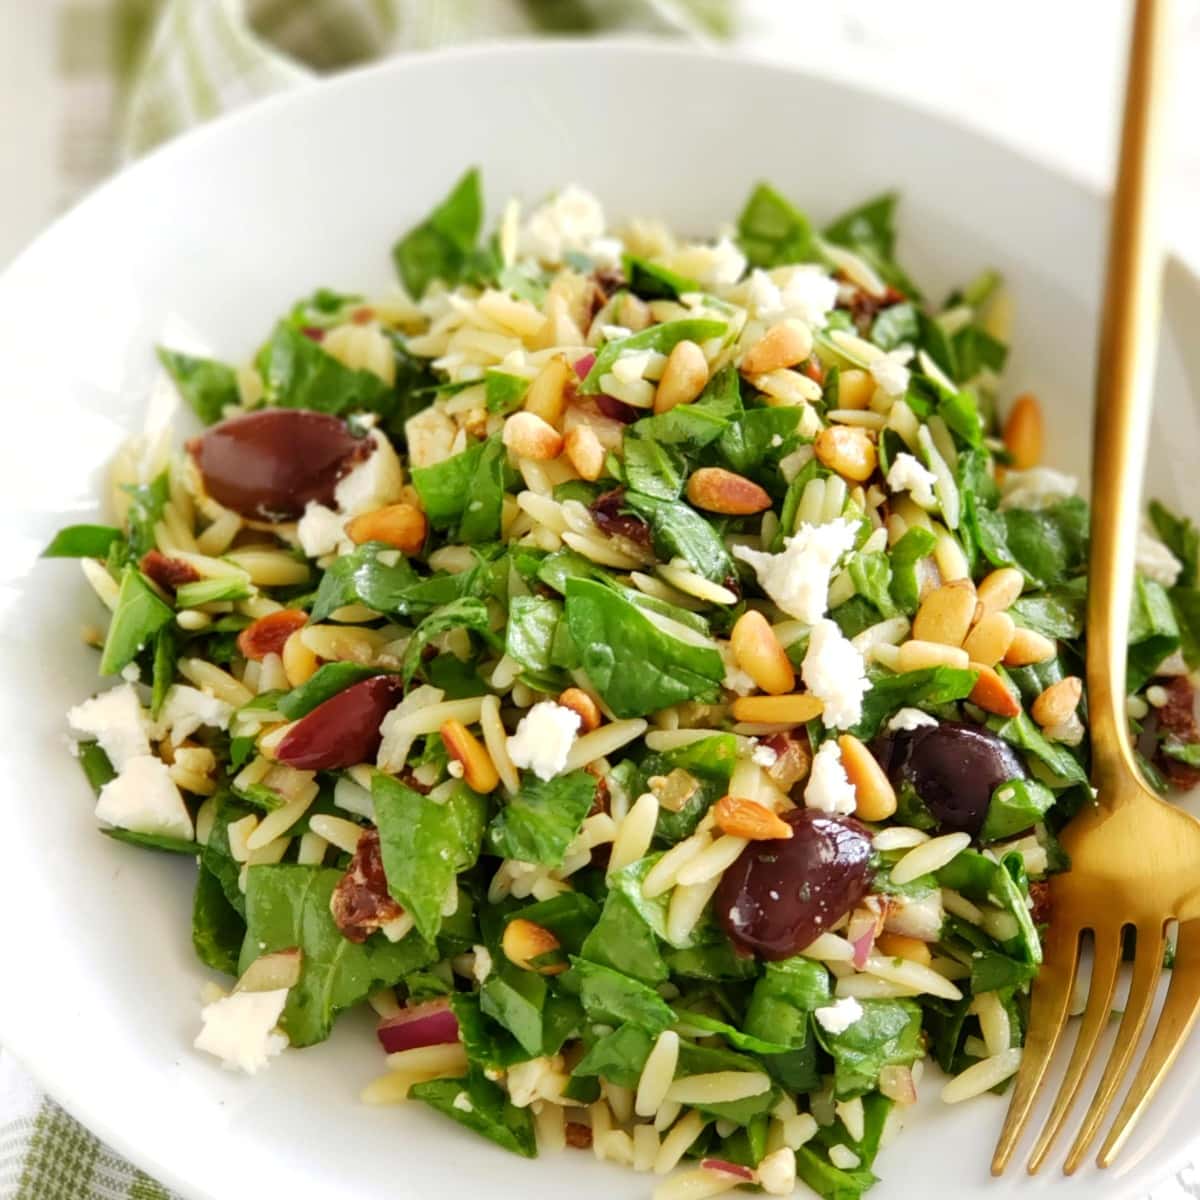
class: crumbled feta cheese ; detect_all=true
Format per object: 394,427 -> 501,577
733,517 -> 858,624
506,701 -> 581,781
814,996 -> 864,1034
472,944 -> 494,984
334,429 -> 405,517
720,642 -> 757,697
520,185 -> 606,265
769,434 -> 784,449
804,740 -> 857,815
157,684 -> 233,744
869,348 -> 912,397
747,266 -> 839,327
194,988 -> 289,1075
999,467 -> 1077,511
120,663 -> 141,683
802,619 -> 871,730
885,452 -> 938,510
588,236 -> 625,269
297,501 -> 345,558
95,756 -> 194,840
887,707 -> 938,733
67,683 -> 151,770
1136,528 -> 1183,588
452,1092 -> 475,1113
751,742 -> 779,768
404,404 -> 458,469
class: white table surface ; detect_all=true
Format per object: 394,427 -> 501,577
2,0 -> 1199,269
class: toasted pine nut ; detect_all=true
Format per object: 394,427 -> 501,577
740,319 -> 812,376
441,719 -> 501,793
502,918 -> 566,975
1031,676 -> 1083,729
281,629 -> 318,687
730,693 -> 824,725
558,687 -> 602,732
912,580 -> 976,648
837,734 -> 897,821
730,610 -> 794,696
1003,627 -> 1057,667
976,567 -> 1024,616
687,467 -> 772,515
524,354 -> 572,426
503,411 -> 564,460
875,932 -> 932,966
564,426 -> 606,481
838,368 -> 875,410
962,611 -> 1016,667
896,640 -> 970,672
969,663 -> 1021,718
654,340 -> 710,413
713,795 -> 793,840
1003,393 -> 1043,469
814,426 -> 877,482
345,503 -> 427,555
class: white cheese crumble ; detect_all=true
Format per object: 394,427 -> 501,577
472,944 -> 494,985
801,618 -> 871,730
720,643 -> 757,697
95,756 -> 194,840
668,236 -> 747,288
588,236 -> 625,269
120,663 -> 141,683
733,517 -> 858,625
194,988 -> 290,1075
887,707 -> 938,733
67,683 -> 152,770
869,348 -> 912,398
520,184 -> 606,265
814,996 -> 864,1035
751,742 -> 779,768
885,452 -> 938,510
157,684 -> 233,744
1136,528 -> 1183,588
999,467 -> 1077,511
334,428 -> 405,517
804,740 -> 857,815
296,501 -> 345,558
452,1092 -> 475,1113
506,701 -> 581,781
747,266 -> 839,326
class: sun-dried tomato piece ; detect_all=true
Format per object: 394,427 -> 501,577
1152,677 -> 1200,790
589,487 -> 652,549
236,609 -> 309,661
839,283 -> 907,335
584,763 -> 610,816
330,829 -> 403,943
565,1124 -> 593,1149
1029,880 -> 1052,926
139,549 -> 200,592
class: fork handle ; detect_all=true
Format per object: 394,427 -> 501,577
1086,0 -> 1170,795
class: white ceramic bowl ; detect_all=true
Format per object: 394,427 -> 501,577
1,40 -> 1198,1200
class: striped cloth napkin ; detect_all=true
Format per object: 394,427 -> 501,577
3,6 -> 729,1197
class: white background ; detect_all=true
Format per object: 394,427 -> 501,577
2,0 -> 1200,268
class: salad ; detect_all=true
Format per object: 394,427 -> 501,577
47,169 -> 1200,1200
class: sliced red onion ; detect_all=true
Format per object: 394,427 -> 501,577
573,352 -> 596,380
376,996 -> 460,1054
594,393 -> 640,424
851,927 -> 877,970
701,1159 -> 757,1182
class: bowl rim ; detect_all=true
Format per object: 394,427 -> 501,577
2,35 -> 1198,1200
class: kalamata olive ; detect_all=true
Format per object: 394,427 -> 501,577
275,675 -> 404,771
874,719 -> 1028,837
188,409 -> 369,521
715,808 -> 875,961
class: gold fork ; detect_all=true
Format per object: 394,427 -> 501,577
990,0 -> 1200,1176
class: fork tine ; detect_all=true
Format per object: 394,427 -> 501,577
1063,920 -> 1167,1172
1096,919 -> 1200,1168
991,918 -> 1080,1175
1026,924 -> 1124,1173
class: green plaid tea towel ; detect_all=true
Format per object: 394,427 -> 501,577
7,7 -> 733,1197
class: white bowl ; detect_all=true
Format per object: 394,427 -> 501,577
1,40 -> 1198,1200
